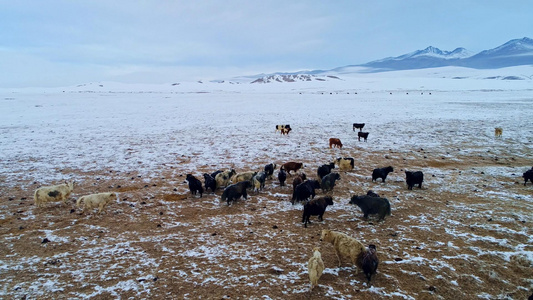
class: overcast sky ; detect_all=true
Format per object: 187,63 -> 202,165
1,1 -> 531,87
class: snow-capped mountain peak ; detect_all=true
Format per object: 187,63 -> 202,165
474,37 -> 533,57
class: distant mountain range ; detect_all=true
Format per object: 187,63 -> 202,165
249,37 -> 533,83
361,37 -> 533,70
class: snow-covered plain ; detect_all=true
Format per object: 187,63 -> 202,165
1,66 -> 532,299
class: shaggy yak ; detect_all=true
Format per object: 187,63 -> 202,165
302,196 -> 334,228
264,163 -> 277,180
34,181 -> 75,207
203,173 -> 216,193
349,195 -> 391,221
76,192 -> 117,214
292,180 -> 321,204
361,244 -> 379,284
523,167 -> 533,186
321,172 -> 340,192
215,169 -> 236,189
372,166 -> 394,183
320,229 -> 366,269
405,170 -> 424,190
292,173 -> 307,193
308,247 -> 325,291
221,181 -> 251,205
252,171 -> 267,192
281,162 -> 304,175
278,168 -> 287,186
186,174 -> 204,198
317,163 -> 335,181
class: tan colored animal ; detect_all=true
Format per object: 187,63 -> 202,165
215,169 -> 236,189
495,127 -> 502,137
334,157 -> 354,171
308,247 -> 325,291
329,138 -> 343,149
34,181 -> 74,207
76,192 -> 117,214
231,171 -> 257,184
320,229 -> 366,269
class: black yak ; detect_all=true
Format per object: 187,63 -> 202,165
264,163 -> 277,180
349,195 -> 391,221
278,168 -> 287,186
523,167 -> 533,186
221,181 -> 251,205
317,162 -> 335,180
405,171 -> 424,190
358,131 -> 369,142
361,244 -> 379,284
372,166 -> 394,183
302,196 -> 334,228
186,174 -> 203,198
292,180 -> 321,204
203,173 -> 216,193
321,172 -> 340,192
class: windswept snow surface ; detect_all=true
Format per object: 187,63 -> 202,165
1,67 -> 532,299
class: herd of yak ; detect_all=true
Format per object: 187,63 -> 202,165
182,124 -> 533,289
29,121 -> 533,291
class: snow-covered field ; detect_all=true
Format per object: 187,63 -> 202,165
1,66 -> 532,299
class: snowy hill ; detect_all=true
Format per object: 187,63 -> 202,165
362,37 -> 533,70
245,38 -> 533,81
250,74 -> 341,84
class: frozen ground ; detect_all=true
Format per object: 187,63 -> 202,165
0,66 -> 532,299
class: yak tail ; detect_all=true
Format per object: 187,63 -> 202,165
385,202 -> 391,216
76,196 -> 84,207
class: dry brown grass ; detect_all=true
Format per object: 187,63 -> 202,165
1,145 -> 532,299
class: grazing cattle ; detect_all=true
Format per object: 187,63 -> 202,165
292,180 -> 321,204
349,195 -> 391,221
302,196 -> 334,228
34,181 -> 75,207
361,245 -> 379,284
221,181 -> 251,205
264,163 -> 277,180
215,169 -> 236,189
372,166 -> 394,183
203,173 -> 217,193
353,123 -> 365,131
282,162 -> 304,175
320,229 -> 366,269
308,247 -> 325,291
352,123 -> 365,131
358,131 -> 369,142
495,127 -> 503,137
280,127 -> 292,135
185,174 -> 203,198
523,167 -> 533,186
231,171 -> 257,184
292,173 -> 307,192
252,171 -> 267,192
405,171 -> 424,190
334,157 -> 354,171
76,192 -> 117,214
317,163 -> 335,181
321,173 -> 340,192
278,168 -> 287,186
329,138 -> 343,149
276,124 -> 292,135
